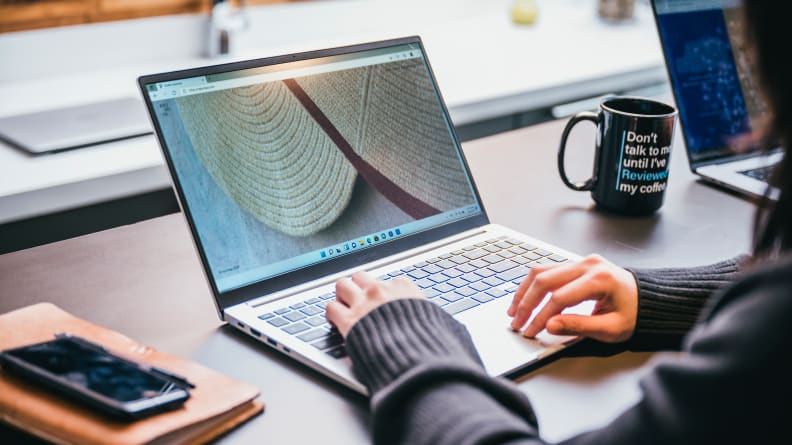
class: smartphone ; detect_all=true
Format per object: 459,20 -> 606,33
0,334 -> 191,421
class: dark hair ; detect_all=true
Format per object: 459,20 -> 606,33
744,1 -> 792,257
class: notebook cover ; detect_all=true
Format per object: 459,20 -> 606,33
0,303 -> 264,445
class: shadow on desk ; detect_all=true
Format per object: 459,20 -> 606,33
0,188 -> 179,255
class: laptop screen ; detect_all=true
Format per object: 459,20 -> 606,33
654,0 -> 770,163
144,42 -> 482,293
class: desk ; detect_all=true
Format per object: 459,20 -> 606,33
0,117 -> 754,443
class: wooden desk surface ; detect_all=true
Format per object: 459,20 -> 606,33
0,117 -> 755,443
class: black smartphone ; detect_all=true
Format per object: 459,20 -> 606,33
0,334 -> 191,421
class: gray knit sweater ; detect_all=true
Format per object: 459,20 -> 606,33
345,255 -> 792,444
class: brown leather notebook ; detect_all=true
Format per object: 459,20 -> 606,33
0,303 -> 264,445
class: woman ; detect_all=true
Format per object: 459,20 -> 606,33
326,2 -> 792,443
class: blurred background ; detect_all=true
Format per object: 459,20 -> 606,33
0,0 -> 668,253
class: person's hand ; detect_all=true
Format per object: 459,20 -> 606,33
507,254 -> 638,343
326,271 -> 425,337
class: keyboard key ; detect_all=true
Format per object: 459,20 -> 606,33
483,276 -> 504,287
498,266 -> 529,283
485,237 -> 501,243
414,278 -> 436,288
449,256 -> 468,265
430,297 -> 449,307
506,285 -> 519,293
451,250 -> 465,255
505,238 -> 524,245
522,252 -> 541,261
549,254 -> 568,262
433,283 -> 455,293
316,301 -> 329,309
482,254 -> 503,264
486,288 -> 508,298
284,311 -> 307,322
388,270 -> 404,277
311,333 -> 344,350
469,281 -> 490,292
522,244 -> 538,251
267,317 -> 289,327
414,261 -> 429,268
509,246 -> 527,255
441,292 -> 465,302
306,316 -> 327,327
301,306 -> 323,316
472,293 -> 494,303
483,245 -> 501,253
326,346 -> 348,359
489,260 -> 518,273
474,241 -> 488,247
444,298 -> 479,315
512,256 -> 531,265
460,272 -> 480,283
495,241 -> 512,249
426,257 -> 442,263
258,313 -> 274,321
423,288 -> 440,298
428,273 -> 450,283
455,263 -> 476,273
535,257 -> 556,265
274,308 -> 291,315
463,244 -> 478,251
320,293 -> 336,300
469,259 -> 489,269
422,264 -> 443,275
401,266 -> 416,273
443,268 -> 463,278
455,287 -> 476,297
283,322 -> 310,334
439,253 -> 453,259
436,260 -> 457,269
497,251 -> 516,259
535,248 -> 553,257
447,278 -> 468,288
289,302 -> 306,310
462,249 -> 488,260
298,328 -> 330,342
408,269 -> 429,279
473,267 -> 495,278
305,297 -> 321,305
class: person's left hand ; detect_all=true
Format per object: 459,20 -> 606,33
326,271 -> 425,337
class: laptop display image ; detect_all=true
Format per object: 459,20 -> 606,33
652,0 -> 781,199
139,36 -> 593,394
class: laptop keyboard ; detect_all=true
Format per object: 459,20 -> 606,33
740,163 -> 777,182
256,236 -> 568,359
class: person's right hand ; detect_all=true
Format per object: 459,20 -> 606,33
507,254 -> 639,343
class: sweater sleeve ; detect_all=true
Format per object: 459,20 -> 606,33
625,255 -> 749,351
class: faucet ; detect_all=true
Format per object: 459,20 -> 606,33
206,0 -> 249,58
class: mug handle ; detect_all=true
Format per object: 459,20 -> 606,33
558,111 -> 599,191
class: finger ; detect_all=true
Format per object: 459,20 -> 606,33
335,277 -> 364,306
325,300 -> 352,337
350,271 -> 378,291
507,263 -> 559,317
546,312 -> 626,343
510,264 -> 587,330
522,274 -> 603,337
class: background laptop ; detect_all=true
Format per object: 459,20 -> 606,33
652,0 -> 781,200
138,36 -> 593,394
0,97 -> 152,155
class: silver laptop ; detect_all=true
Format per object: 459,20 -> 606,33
0,97 -> 152,155
139,36 -> 593,394
652,0 -> 781,200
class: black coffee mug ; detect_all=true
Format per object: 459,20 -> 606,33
558,97 -> 677,215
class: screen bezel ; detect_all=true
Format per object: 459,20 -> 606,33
138,36 -> 490,314
649,0 -> 771,170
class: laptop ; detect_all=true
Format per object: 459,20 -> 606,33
138,36 -> 593,394
0,97 -> 152,155
651,0 -> 781,200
